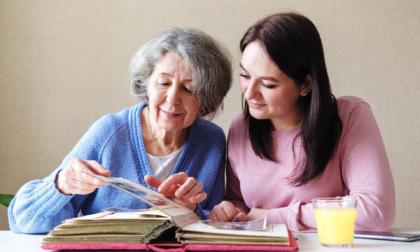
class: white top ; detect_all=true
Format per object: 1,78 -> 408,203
147,145 -> 184,181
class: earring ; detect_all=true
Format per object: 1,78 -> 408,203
303,92 -> 307,96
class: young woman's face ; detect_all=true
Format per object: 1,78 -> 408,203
240,41 -> 306,131
147,51 -> 200,132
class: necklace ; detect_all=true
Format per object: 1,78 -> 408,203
146,108 -> 169,180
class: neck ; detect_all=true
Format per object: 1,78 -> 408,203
142,107 -> 187,156
270,108 -> 304,131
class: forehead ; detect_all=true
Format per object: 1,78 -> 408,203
241,41 -> 280,75
153,51 -> 192,78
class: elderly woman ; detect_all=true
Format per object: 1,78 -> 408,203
8,28 -> 232,233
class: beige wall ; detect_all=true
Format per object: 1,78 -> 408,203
1,0 -> 419,230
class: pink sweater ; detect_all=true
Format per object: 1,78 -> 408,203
225,96 -> 395,232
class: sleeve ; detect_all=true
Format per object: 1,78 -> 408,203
339,101 -> 395,231
7,169 -> 79,234
266,202 -> 316,231
198,126 -> 227,218
8,115 -> 111,233
224,159 -> 249,214
223,118 -> 249,214
266,100 -> 395,232
197,156 -> 225,218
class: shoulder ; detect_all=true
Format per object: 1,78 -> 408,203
93,103 -> 143,130
186,118 -> 226,160
94,109 -> 129,129
85,103 -> 144,141
336,96 -> 380,135
228,113 -> 247,138
193,117 -> 226,143
337,96 -> 372,119
231,113 -> 246,127
337,95 -> 369,108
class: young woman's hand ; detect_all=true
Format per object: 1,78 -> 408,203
56,157 -> 111,195
144,172 -> 207,210
207,200 -> 247,222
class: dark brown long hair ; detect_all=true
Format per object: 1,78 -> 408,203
240,12 -> 343,185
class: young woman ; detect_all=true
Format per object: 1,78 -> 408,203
208,12 -> 395,232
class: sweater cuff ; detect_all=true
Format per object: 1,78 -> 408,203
267,207 -> 287,224
267,203 -> 316,232
194,204 -> 206,220
38,169 -> 74,216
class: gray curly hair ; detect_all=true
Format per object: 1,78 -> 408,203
128,27 -> 233,120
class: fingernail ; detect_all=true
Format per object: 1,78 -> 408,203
233,218 -> 239,222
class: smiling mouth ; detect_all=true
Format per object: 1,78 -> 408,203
161,109 -> 181,119
248,102 -> 265,109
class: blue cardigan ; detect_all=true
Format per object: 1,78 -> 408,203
8,102 -> 226,233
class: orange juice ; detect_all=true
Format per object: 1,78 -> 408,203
314,208 -> 357,246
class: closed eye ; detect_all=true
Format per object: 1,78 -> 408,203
183,86 -> 193,94
262,83 -> 276,89
156,78 -> 171,87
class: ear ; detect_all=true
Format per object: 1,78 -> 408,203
300,74 -> 312,96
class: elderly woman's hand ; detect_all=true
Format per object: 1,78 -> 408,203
207,201 -> 247,222
144,172 -> 207,210
56,157 -> 111,195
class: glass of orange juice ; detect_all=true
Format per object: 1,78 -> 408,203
312,197 -> 357,247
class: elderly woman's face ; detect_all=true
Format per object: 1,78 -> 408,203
147,51 -> 200,132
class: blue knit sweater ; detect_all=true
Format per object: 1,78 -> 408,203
8,102 -> 226,233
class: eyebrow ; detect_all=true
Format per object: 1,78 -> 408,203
159,72 -> 192,82
239,63 -> 280,82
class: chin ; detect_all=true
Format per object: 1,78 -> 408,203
249,113 -> 267,120
251,114 -> 268,120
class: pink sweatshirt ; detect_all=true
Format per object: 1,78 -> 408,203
225,96 -> 395,232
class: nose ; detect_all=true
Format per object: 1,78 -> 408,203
166,85 -> 182,105
243,79 -> 260,100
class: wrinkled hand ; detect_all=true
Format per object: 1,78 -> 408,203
207,201 -> 247,222
56,157 -> 111,195
144,172 -> 207,210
